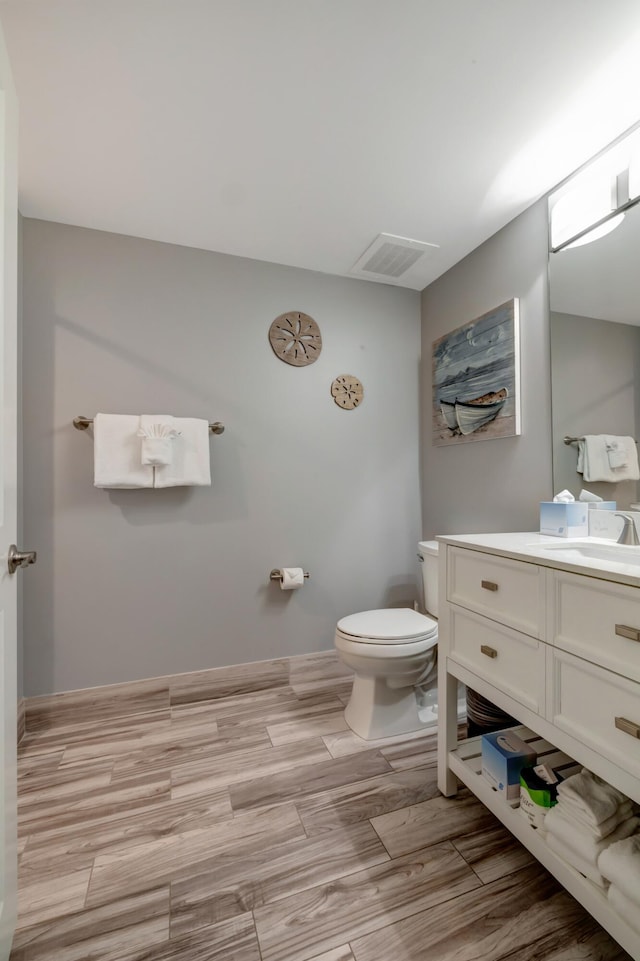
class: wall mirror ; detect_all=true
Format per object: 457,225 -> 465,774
549,143 -> 640,509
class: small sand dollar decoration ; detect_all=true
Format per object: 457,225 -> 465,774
331,374 -> 364,410
268,311 -> 322,367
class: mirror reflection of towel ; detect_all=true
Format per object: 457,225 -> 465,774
605,437 -> 629,469
577,435 -> 639,482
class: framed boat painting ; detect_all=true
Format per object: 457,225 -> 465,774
432,299 -> 520,446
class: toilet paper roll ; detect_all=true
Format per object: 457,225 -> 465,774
280,567 -> 304,591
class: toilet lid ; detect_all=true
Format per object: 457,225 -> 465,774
337,608 -> 438,644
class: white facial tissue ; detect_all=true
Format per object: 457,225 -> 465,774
552,490 -> 575,503
579,489 -> 602,502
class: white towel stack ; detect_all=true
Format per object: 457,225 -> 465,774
599,835 -> 640,934
576,435 -> 640,482
544,769 -> 638,888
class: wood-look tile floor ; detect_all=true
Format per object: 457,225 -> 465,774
12,652 -> 632,961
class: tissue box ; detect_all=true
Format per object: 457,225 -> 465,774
587,501 -> 616,510
539,502 -> 588,537
481,729 -> 537,800
519,752 -> 580,828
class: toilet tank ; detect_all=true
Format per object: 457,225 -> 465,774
417,540 -> 439,618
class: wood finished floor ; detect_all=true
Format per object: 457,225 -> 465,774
12,652 -> 632,961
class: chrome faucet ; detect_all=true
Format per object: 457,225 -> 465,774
614,512 -> 640,545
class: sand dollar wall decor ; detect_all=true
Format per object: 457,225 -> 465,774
331,374 -> 364,410
268,311 -> 322,367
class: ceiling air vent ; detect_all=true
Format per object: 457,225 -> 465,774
350,233 -> 439,289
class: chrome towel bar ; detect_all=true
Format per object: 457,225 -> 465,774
564,434 -> 637,445
73,416 -> 225,435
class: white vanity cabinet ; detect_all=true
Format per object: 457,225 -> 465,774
437,533 -> 640,960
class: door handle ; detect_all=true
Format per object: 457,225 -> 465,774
7,544 -> 37,575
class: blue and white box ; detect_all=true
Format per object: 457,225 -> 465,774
539,501 -> 589,538
481,729 -> 537,800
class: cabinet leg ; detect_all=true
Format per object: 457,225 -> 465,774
437,667 -> 460,796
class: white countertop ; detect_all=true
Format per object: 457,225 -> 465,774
436,532 -> 640,587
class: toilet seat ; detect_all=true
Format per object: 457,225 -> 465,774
337,608 -> 437,645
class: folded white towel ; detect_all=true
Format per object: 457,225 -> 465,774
556,770 -> 629,826
138,415 -> 180,467
551,835 -> 607,888
153,417 -> 211,488
608,885 -> 640,935
94,414 -> 153,489
554,799 -> 633,841
546,809 -> 638,864
598,834 -> 640,898
577,435 -> 640,482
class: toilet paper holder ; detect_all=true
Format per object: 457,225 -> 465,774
270,569 -> 310,582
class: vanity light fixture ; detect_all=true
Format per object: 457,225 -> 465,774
564,212 -> 625,249
549,122 -> 640,252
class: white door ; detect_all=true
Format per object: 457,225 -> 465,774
0,27 -> 19,961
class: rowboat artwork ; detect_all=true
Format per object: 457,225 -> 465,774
440,387 -> 508,435
432,299 -> 520,446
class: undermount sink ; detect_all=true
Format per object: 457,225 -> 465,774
536,541 -> 640,566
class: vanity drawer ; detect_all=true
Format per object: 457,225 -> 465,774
548,648 -> 640,780
550,571 -> 640,684
448,606 -> 546,715
447,546 -> 544,637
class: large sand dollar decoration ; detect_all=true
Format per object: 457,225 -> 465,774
268,311 -> 322,367
331,374 -> 364,410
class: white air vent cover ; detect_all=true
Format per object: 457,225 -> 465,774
350,233 -> 439,289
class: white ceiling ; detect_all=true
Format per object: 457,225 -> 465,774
2,0 -> 640,290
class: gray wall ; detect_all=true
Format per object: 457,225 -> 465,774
420,198 -> 553,537
550,311 -> 640,508
22,219 -> 421,696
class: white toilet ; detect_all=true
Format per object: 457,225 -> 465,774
334,540 -> 441,740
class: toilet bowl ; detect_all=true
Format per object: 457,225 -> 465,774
335,607 -> 438,739
334,540 -> 457,740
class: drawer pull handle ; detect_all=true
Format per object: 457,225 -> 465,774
481,645 -> 498,659
615,717 -> 640,739
615,624 -> 640,643
481,580 -> 499,592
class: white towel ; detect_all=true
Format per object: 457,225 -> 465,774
93,414 -> 153,489
554,800 -> 633,841
556,769 -> 629,826
577,435 -> 640,482
608,885 -> 640,934
598,834 -> 640,899
138,415 -> 180,467
153,417 -> 211,488
550,835 -> 608,888
546,808 -> 638,864
605,436 -> 629,469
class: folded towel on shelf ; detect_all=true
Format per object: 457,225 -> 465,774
576,435 -> 640,482
608,884 -> 640,935
545,808 -> 638,864
556,769 -> 629,826
550,835 -> 607,888
558,800 -> 633,841
138,414 -> 180,467
94,414 -> 153,489
153,417 -> 211,488
598,834 -> 640,898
